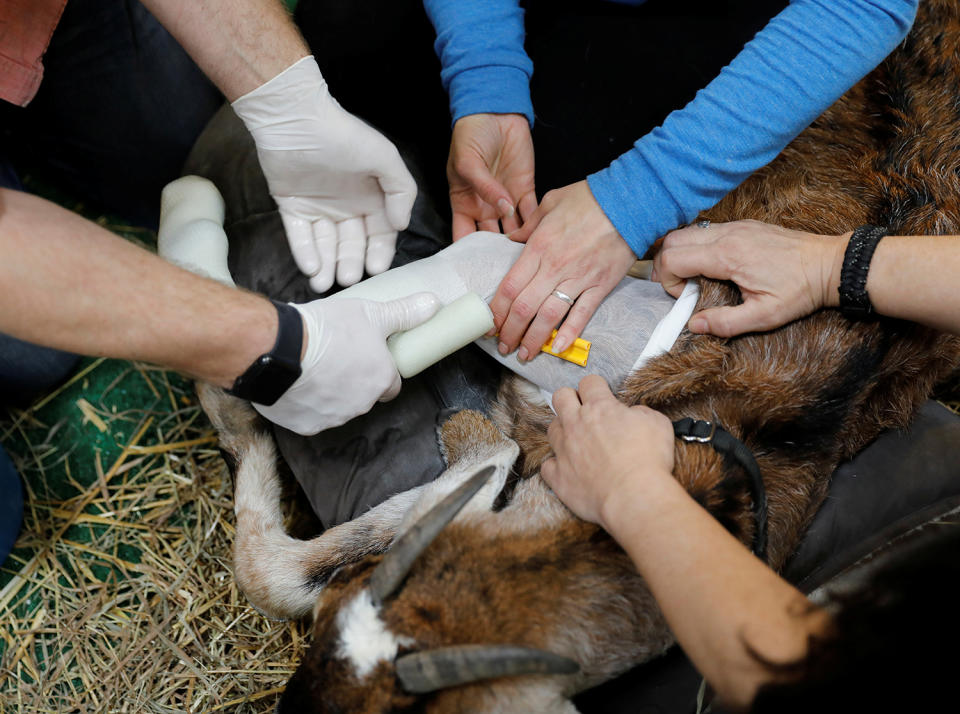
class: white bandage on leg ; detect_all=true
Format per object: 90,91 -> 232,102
473,271 -> 690,398
158,176 -> 234,287
337,231 -> 696,392
332,231 -> 524,305
156,179 -> 696,390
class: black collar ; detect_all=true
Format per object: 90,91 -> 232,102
672,418 -> 768,562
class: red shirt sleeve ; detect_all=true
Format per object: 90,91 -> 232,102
0,0 -> 68,106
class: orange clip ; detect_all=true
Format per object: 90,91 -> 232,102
541,330 -> 591,367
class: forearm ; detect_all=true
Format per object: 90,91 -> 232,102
141,0 -> 309,100
589,0 -> 918,256
423,0 -> 534,125
600,475 -> 829,711
0,189 -> 276,387
817,234 -> 960,334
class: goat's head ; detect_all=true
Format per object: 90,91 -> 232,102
276,466 -> 580,713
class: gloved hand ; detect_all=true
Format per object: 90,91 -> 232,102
232,56 -> 417,293
254,292 -> 441,435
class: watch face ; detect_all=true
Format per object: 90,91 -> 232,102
229,300 -> 304,405
231,354 -> 301,406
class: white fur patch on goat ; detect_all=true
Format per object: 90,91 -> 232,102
336,590 -> 413,677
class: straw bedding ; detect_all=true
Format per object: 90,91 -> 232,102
0,359 -> 311,712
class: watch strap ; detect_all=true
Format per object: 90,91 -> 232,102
228,300 -> 303,405
838,224 -> 886,319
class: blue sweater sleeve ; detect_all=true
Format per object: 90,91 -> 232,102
587,0 -> 919,257
423,0 -> 534,126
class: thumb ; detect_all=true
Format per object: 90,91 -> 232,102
687,301 -> 772,338
376,151 -> 418,231
507,203 -> 544,243
379,371 -> 403,402
369,292 -> 442,337
459,156 -> 515,219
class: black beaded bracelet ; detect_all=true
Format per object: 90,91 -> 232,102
838,224 -> 887,319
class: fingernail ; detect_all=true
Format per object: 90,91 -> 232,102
497,198 -> 515,218
551,337 -> 569,355
689,317 -> 707,333
499,341 -> 509,355
485,328 -> 497,338
518,346 -> 529,362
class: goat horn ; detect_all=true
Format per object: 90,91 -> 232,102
368,465 -> 495,606
395,644 -> 580,693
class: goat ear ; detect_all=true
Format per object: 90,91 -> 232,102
368,465 -> 495,606
395,644 -> 579,693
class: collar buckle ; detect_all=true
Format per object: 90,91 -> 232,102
679,419 -> 716,444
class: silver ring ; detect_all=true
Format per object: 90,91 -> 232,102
551,289 -> 576,306
696,219 -> 711,229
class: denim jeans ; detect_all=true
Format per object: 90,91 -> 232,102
0,0 -> 223,405
0,0 -> 222,229
0,444 -> 23,567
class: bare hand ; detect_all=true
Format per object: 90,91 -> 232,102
652,220 -> 846,337
540,376 -> 675,528
447,113 -> 537,239
489,181 -> 636,361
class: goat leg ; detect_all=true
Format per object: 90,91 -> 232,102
197,383 -> 423,619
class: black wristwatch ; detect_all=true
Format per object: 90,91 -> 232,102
838,224 -> 887,319
228,300 -> 303,406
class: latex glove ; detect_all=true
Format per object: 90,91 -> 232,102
233,56 -> 417,293
652,219 -> 844,337
448,113 -> 537,239
489,180 -> 636,361
254,292 -> 441,435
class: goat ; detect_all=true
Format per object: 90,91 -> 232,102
199,1 -> 960,711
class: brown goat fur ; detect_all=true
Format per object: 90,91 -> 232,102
254,407 -> 669,713
202,2 -> 960,711
497,0 -> 960,571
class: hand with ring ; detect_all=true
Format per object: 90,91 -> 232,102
488,180 -> 637,361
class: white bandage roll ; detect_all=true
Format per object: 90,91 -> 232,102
332,232 -> 519,378
386,293 -> 494,378
158,176 -> 234,287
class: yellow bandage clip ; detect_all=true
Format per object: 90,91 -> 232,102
541,330 -> 591,367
